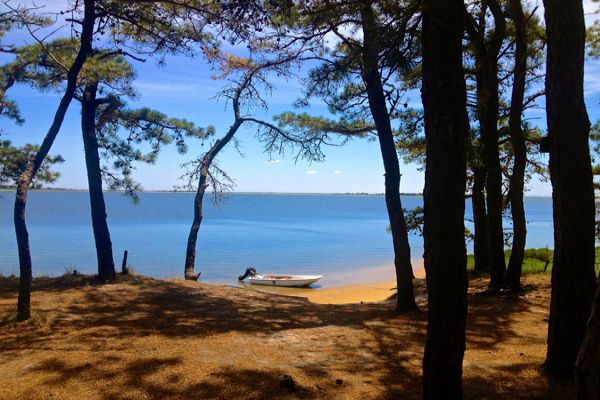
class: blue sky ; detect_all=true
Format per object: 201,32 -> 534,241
0,1 -> 598,195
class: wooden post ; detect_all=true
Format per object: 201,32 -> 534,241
121,250 -> 128,274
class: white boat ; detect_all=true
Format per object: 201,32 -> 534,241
248,274 -> 323,287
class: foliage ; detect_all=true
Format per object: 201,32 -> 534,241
589,3 -> 600,239
0,1 -> 52,133
271,112 -> 376,162
97,0 -> 281,61
589,120 -> 600,240
97,101 -> 211,199
387,206 -> 478,244
0,140 -> 63,187
10,38 -> 135,94
2,35 -> 211,199
0,62 -> 25,126
179,48 -> 305,200
385,207 -> 423,234
404,206 -> 423,234
463,0 -> 547,193
258,1 -> 423,161
394,109 -> 424,166
0,1 -> 51,53
388,1 -> 548,190
587,0 -> 600,58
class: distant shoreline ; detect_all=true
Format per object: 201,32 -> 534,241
0,188 -> 553,198
0,188 -> 407,196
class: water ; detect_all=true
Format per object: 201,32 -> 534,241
0,191 -> 554,284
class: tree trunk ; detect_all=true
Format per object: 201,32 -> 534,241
543,0 -> 598,380
468,0 -> 506,290
472,165 -> 489,272
14,0 -> 95,321
184,166 -> 208,281
360,2 -> 416,312
14,182 -> 32,321
505,0 -> 528,291
121,250 -> 128,274
576,273 -> 600,400
81,83 -> 116,283
184,121 -> 241,280
482,112 -> 506,290
421,0 -> 469,397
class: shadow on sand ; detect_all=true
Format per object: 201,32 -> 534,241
0,274 -> 574,399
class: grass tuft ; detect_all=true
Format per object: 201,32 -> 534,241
63,265 -> 76,276
0,310 -> 50,326
126,265 -> 137,275
467,247 -> 600,275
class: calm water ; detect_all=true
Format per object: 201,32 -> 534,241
0,191 -> 554,285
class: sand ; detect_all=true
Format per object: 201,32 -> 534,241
242,263 -> 426,305
0,271 -> 574,400
241,280 -> 399,305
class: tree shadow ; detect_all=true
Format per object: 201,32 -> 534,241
32,354 -> 325,399
0,273 -> 566,399
1,274 -> 418,346
466,294 -> 537,351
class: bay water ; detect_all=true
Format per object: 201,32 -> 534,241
0,191 -> 554,286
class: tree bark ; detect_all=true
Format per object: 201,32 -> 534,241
472,165 -> 489,272
121,250 -> 128,274
360,2 -> 416,312
14,0 -> 95,321
184,166 -> 208,281
576,273 -> 600,400
481,83 -> 506,290
466,0 -> 507,290
543,0 -> 598,380
81,83 -> 116,283
184,120 -> 242,280
421,0 -> 469,397
505,0 -> 528,291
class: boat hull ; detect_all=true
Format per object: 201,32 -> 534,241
248,274 -> 323,287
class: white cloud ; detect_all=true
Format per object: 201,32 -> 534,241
306,170 -> 318,175
264,159 -> 281,164
333,170 -> 342,175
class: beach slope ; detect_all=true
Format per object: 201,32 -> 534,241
0,274 -> 571,399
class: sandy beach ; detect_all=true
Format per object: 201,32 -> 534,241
0,270 -> 572,400
241,260 -> 426,305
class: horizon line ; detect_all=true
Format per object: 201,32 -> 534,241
0,187 -> 554,198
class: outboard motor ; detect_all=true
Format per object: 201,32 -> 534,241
238,267 -> 257,281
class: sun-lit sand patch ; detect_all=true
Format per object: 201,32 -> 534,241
237,259 -> 426,305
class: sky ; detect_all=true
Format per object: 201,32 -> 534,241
0,0 -> 599,196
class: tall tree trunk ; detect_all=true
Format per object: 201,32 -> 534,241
467,0 -> 507,290
543,0 -> 598,380
472,165 -> 489,271
421,0 -> 469,397
480,77 -> 506,290
505,0 -> 528,291
81,83 -> 116,283
576,273 -> 600,400
184,121 -> 241,280
360,2 -> 416,312
14,0 -> 95,321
